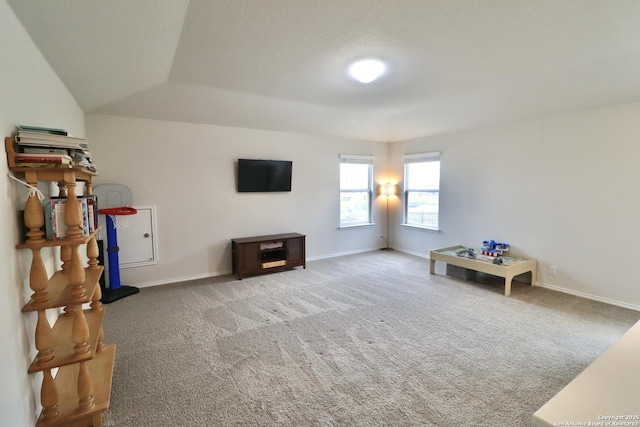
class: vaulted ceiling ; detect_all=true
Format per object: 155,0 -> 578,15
8,0 -> 640,142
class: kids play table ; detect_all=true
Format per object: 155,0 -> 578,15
429,245 -> 537,296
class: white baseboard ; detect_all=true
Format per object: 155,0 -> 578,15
135,270 -> 231,289
392,247 -> 429,259
535,282 -> 640,312
307,246 -> 381,261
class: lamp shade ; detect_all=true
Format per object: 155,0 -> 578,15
380,183 -> 397,196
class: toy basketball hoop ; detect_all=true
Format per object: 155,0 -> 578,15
93,184 -> 140,303
98,206 -> 137,230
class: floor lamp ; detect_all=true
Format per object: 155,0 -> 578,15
379,183 -> 397,251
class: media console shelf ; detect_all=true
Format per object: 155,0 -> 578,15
231,233 -> 306,279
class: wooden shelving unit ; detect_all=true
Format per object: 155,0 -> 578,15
6,136 -> 115,427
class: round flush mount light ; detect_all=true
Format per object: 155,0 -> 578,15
349,59 -> 385,83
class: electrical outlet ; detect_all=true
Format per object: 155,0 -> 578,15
549,265 -> 557,276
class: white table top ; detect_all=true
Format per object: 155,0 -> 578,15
531,320 -> 640,426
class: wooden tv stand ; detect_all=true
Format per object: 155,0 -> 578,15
231,233 -> 306,279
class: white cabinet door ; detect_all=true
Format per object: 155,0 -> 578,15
101,205 -> 158,269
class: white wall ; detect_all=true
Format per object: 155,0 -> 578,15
390,102 -> 640,310
0,1 -> 86,425
86,114 -> 390,287
87,104 -> 640,310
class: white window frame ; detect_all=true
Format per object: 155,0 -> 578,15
339,154 -> 374,228
403,152 -> 441,231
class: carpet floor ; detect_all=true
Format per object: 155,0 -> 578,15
101,251 -> 639,426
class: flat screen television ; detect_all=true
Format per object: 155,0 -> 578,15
237,159 -> 292,192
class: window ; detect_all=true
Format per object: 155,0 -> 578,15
404,152 -> 440,230
340,155 -> 373,227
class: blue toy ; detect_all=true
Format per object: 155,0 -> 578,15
481,240 -> 510,257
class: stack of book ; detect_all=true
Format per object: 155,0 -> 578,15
13,125 -> 97,172
43,196 -> 99,241
69,148 -> 97,172
14,149 -> 72,168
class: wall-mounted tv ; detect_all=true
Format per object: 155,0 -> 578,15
237,159 -> 293,192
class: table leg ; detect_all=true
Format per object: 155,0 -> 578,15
430,259 -> 436,274
504,276 -> 512,296
530,267 -> 537,287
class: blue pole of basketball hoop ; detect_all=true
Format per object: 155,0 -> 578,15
104,215 -> 122,289
99,208 -> 140,303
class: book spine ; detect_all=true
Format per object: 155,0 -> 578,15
14,156 -> 71,163
22,146 -> 69,155
15,136 -> 88,150
18,125 -> 68,136
85,195 -> 98,233
17,131 -> 86,143
14,163 -> 72,169
81,197 -> 90,237
88,203 -> 95,233
51,199 -> 66,240
43,200 -> 54,241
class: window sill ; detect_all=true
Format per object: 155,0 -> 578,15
339,223 -> 375,229
402,223 -> 440,233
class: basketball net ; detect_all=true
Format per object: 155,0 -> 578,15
99,206 -> 137,230
109,214 -> 131,230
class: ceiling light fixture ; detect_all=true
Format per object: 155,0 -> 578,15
349,59 -> 385,84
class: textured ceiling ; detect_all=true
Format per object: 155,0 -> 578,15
7,0 -> 640,142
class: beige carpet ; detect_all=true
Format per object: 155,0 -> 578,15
102,251 -> 639,426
